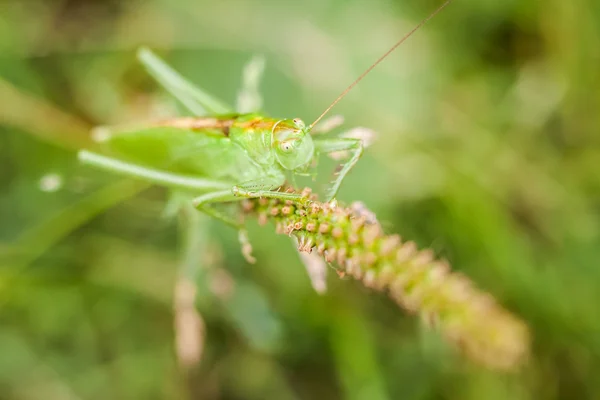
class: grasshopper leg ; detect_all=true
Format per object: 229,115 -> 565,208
191,173 -> 310,217
192,175 -> 310,210
192,175 -> 310,263
232,176 -> 310,205
137,47 -> 233,116
191,189 -> 259,263
314,138 -> 363,201
192,190 -> 243,228
78,150 -> 232,192
79,150 -> 259,260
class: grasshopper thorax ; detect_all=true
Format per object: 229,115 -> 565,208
272,118 -> 314,171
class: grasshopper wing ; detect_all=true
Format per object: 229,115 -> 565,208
96,126 -> 240,180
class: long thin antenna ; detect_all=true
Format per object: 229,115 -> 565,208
309,0 -> 453,129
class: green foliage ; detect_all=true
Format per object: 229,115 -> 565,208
1,0 -> 600,399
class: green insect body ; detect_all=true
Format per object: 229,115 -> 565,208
78,1 -> 452,257
106,115 -> 316,185
80,47 -> 364,231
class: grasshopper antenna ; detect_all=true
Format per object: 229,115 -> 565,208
309,0 -> 453,130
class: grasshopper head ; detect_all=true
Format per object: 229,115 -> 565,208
273,118 -> 314,171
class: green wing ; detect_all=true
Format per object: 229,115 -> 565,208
98,126 -> 239,179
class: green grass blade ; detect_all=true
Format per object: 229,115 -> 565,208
137,47 -> 233,116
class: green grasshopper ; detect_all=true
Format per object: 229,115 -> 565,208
78,1 -> 452,239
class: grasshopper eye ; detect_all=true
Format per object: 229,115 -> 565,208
280,141 -> 294,152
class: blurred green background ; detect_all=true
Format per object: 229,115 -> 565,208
2,0 -> 600,398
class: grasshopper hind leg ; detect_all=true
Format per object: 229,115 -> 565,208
137,47 -> 233,116
191,175 -> 312,213
77,150 -> 256,261
191,175 -> 311,264
190,189 -> 257,263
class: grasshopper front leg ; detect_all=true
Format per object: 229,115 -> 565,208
192,174 -> 311,263
232,177 -> 311,204
192,174 -> 310,212
314,138 -> 364,201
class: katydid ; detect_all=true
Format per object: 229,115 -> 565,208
78,1 -> 453,242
